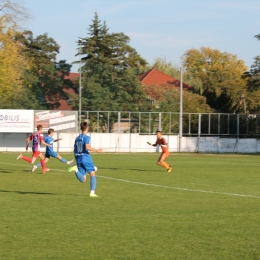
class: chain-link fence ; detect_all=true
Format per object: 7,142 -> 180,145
81,111 -> 260,137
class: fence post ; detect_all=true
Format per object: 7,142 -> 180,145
149,112 -> 151,134
235,114 -> 240,153
159,112 -> 162,130
208,114 -> 211,134
107,112 -> 110,133
198,113 -> 201,152
129,112 -> 131,152
228,114 -> 230,135
237,114 -> 240,138
179,111 -> 182,152
139,112 -> 141,134
118,112 -> 121,134
218,114 -> 220,135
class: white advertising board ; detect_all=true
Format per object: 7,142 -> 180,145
0,110 -> 34,133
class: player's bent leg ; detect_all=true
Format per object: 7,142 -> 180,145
157,153 -> 165,167
22,156 -> 33,163
70,164 -> 86,182
75,171 -> 86,182
157,161 -> 163,166
158,153 -> 171,170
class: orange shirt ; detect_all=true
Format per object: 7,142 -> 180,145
156,137 -> 169,153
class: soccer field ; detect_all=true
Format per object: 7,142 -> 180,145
0,152 -> 260,260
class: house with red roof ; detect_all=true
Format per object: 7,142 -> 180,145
138,68 -> 192,90
52,68 -> 192,110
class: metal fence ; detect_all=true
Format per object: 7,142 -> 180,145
80,111 -> 260,137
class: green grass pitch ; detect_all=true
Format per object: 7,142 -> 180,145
1,152 -> 260,260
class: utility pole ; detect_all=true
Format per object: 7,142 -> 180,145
179,67 -> 183,152
78,37 -> 83,125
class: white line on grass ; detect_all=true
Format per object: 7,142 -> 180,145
98,175 -> 260,199
1,161 -> 260,199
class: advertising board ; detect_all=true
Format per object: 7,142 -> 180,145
34,110 -> 78,133
0,110 -> 34,133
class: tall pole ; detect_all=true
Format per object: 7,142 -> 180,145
78,38 -> 83,126
179,67 -> 183,152
79,56 -> 82,125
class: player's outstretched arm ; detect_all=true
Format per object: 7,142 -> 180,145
41,140 -> 52,147
54,138 -> 62,142
86,144 -> 102,153
147,142 -> 156,147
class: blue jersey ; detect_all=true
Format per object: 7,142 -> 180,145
74,134 -> 91,163
44,135 -> 54,153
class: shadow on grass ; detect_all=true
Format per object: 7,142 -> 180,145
0,189 -> 86,197
0,190 -> 55,195
129,168 -> 157,172
99,167 -> 161,172
99,167 -> 121,170
0,169 -> 12,173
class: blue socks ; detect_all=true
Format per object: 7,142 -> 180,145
90,176 -> 96,191
36,157 -> 67,168
36,162 -> 41,167
60,158 -> 67,164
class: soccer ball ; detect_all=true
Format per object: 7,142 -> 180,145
94,166 -> 98,172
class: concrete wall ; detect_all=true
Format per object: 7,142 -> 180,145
1,132 -> 260,153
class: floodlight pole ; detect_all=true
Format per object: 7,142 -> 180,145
78,37 -> 83,125
179,67 -> 183,152
79,58 -> 82,125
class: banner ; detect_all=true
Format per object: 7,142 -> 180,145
0,110 -> 34,133
34,110 -> 78,133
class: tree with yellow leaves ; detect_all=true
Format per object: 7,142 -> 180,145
0,16 -> 32,106
182,47 -> 248,113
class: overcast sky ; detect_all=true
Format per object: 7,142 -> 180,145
24,0 -> 260,72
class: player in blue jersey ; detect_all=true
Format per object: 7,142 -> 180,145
68,122 -> 102,197
31,128 -> 74,172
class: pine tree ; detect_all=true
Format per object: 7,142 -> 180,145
75,12 -> 148,111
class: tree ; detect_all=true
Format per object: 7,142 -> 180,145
75,64 -> 147,111
0,0 -> 31,28
77,12 -> 147,70
182,47 -> 248,113
16,31 -> 73,109
241,34 -> 260,113
0,16 -> 32,108
142,84 -> 211,113
74,13 -> 148,112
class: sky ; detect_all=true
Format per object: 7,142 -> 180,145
23,0 -> 260,72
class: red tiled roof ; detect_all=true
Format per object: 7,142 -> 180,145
138,68 -> 193,90
51,69 -> 192,110
64,72 -> 79,80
